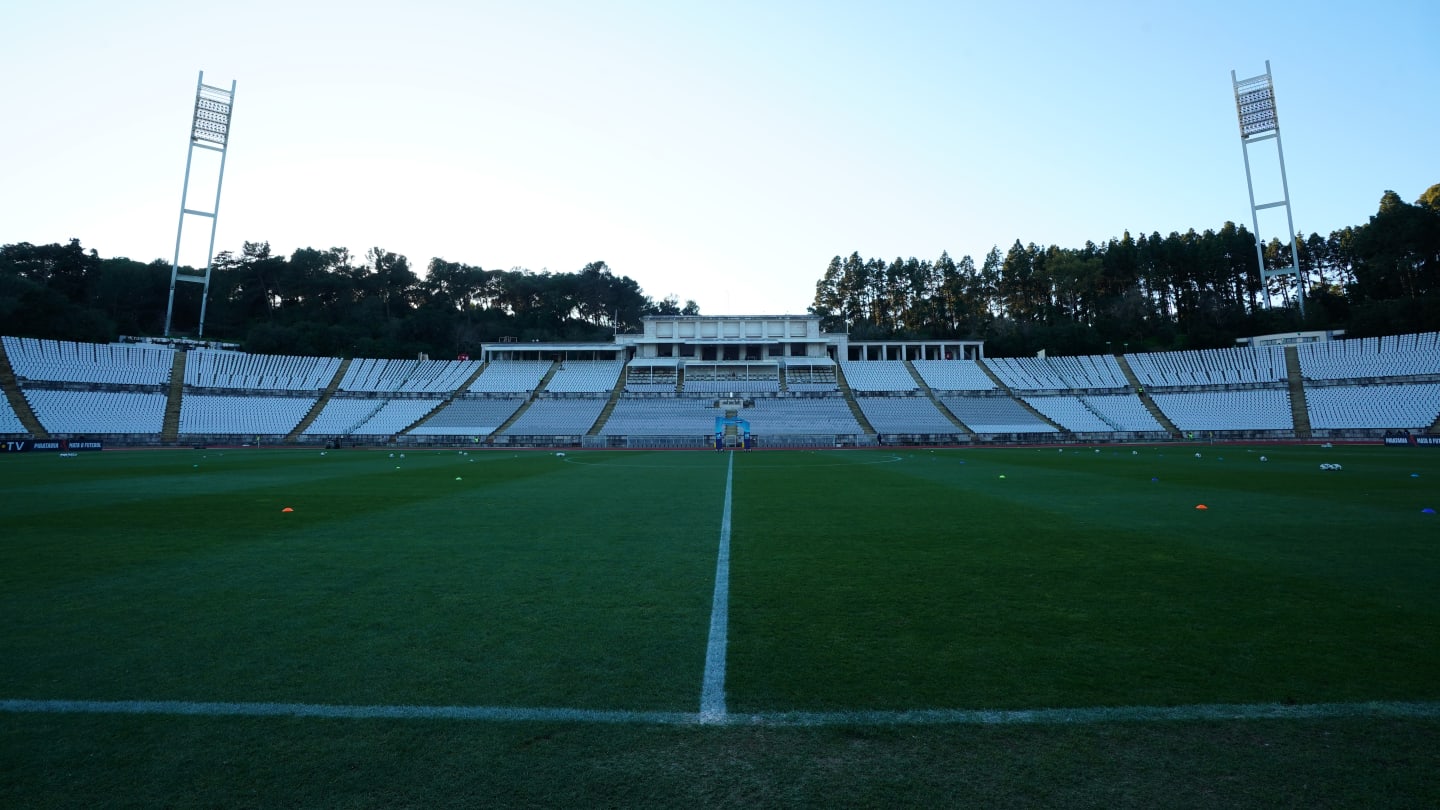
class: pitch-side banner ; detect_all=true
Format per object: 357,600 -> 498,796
1384,435 -> 1440,447
1,439 -> 104,452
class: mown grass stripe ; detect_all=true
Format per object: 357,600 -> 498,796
699,451 -> 734,721
4,698 -> 1437,726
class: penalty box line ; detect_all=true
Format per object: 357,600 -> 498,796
3,699 -> 1438,727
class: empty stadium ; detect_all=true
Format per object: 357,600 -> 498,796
5,316 -> 1439,448
4,318 -> 1440,809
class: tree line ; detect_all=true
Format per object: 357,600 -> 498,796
0,241 -> 698,359
811,185 -> 1440,356
2,184 -> 1435,359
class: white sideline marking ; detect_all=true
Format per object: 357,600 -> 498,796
3,698 -> 1437,727
699,451 -> 734,722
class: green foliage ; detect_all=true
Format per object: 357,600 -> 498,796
0,241 -> 697,357
810,184 -> 1440,353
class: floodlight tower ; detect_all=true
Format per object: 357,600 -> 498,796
164,71 -> 236,337
1231,60 -> 1304,317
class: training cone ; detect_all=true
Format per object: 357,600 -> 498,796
1195,504 -> 1208,510
998,474 -> 1006,479
1423,508 -> 1436,514
455,477 -> 462,481
281,507 -> 294,512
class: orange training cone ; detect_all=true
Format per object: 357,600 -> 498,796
1194,504 -> 1208,510
282,507 -> 294,512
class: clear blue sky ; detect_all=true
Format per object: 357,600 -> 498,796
2,0 -> 1436,315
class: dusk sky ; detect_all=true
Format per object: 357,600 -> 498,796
2,0 -> 1436,315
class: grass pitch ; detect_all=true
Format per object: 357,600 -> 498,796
2,443 -> 1438,807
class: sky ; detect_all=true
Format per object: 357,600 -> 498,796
2,0 -> 1437,316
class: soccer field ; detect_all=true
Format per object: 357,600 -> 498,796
3,444 -> 1439,807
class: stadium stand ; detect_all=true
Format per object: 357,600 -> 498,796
939,396 -> 1058,433
599,397 -> 724,436
407,397 -> 528,436
3,336 -> 173,386
1079,394 -> 1167,432
682,364 -> 781,393
840,361 -> 917,392
1020,394 -> 1163,433
24,390 -> 167,434
984,354 -> 1128,390
1306,383 -> 1440,430
178,394 -> 317,435
468,361 -> 552,393
6,324 -> 1440,446
856,395 -> 960,434
1148,389 -> 1293,432
624,364 -> 679,392
1022,396 -> 1114,432
500,397 -> 609,435
0,397 -> 24,433
185,349 -> 340,391
304,398 -> 444,436
1124,346 -> 1286,387
1297,333 -> 1440,380
743,396 -> 863,436
337,359 -> 480,393
911,360 -> 996,391
543,361 -> 625,393
783,361 -> 839,392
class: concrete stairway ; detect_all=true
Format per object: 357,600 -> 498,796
401,361 -> 490,437
1284,346 -> 1312,439
285,357 -> 353,442
904,360 -> 972,434
1115,354 -> 1180,436
0,340 -> 47,437
491,361 -> 559,437
160,351 -> 187,443
833,363 -> 878,438
587,365 -> 629,436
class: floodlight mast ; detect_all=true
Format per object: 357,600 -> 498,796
163,71 -> 236,338
1232,60 -> 1304,318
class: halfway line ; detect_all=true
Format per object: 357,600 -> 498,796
700,451 -> 734,722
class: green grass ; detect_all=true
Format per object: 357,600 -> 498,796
2,443 -> 1439,807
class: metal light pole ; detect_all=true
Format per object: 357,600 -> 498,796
1232,61 -> 1304,318
164,71 -> 236,337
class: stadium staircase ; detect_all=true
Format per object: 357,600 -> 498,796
586,364 -> 629,436
1429,411 -> 1440,435
160,351 -> 188,443
722,411 -> 743,448
284,357 -> 352,442
973,357 -> 1009,390
969,359 -> 1064,433
0,340 -> 48,438
1115,354 -> 1180,437
1284,346 -> 1312,439
399,361 -> 489,438
490,361 -> 559,437
833,364 -> 879,438
904,360 -> 973,435
675,365 -> 685,392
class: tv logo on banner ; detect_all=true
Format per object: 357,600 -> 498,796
2,440 -> 104,452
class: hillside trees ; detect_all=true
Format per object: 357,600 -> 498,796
0,240 -> 693,358
809,185 -> 1440,354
